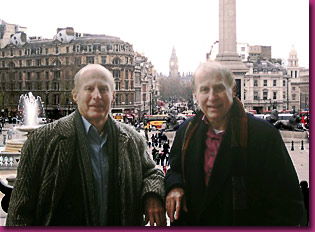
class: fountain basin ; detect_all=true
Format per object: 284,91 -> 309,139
17,125 -> 42,133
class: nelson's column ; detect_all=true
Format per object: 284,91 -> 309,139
215,0 -> 248,101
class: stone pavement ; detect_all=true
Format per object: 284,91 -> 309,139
0,125 -> 309,226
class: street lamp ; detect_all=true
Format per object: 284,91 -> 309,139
286,76 -> 289,110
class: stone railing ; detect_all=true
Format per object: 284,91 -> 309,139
0,152 -> 20,170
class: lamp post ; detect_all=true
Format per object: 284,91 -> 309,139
286,76 -> 289,110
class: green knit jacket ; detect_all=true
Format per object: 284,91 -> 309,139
6,111 -> 165,226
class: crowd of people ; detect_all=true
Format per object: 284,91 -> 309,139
144,128 -> 171,173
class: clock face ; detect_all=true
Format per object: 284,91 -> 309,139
170,61 -> 174,66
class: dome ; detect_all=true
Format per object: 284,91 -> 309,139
53,29 -> 74,43
289,45 -> 297,56
9,32 -> 29,46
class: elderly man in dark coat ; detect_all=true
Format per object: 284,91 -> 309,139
165,61 -> 306,226
6,64 -> 166,226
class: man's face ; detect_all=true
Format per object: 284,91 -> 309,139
72,68 -> 115,125
193,68 -> 234,128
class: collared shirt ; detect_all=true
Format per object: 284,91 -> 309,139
81,116 -> 108,225
202,115 -> 224,187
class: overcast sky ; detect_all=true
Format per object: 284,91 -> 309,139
1,0 -> 309,75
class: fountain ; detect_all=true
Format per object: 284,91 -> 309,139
17,92 -> 45,133
1,92 -> 45,153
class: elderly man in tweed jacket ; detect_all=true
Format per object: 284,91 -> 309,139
6,64 -> 166,226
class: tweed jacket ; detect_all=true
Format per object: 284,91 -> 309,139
165,102 -> 306,226
6,111 -> 165,226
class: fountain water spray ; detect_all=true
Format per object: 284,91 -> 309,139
18,92 -> 45,127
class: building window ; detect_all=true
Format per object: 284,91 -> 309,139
27,82 -> 32,91
292,94 -> 296,101
1,61 -> 4,68
55,59 -> 61,66
102,56 -> 106,64
263,80 -> 267,86
53,82 -> 60,91
125,80 -> 129,90
273,91 -> 277,100
37,82 -> 42,90
65,81 -> 70,90
254,91 -> 258,100
113,70 -> 120,78
66,47 -> 69,53
54,94 -> 59,105
86,56 -> 94,64
295,71 -> 298,78
283,80 -> 286,86
36,72 -> 41,80
263,91 -> 268,100
130,80 -> 134,89
19,82 -> 22,90
19,72 -> 22,80
254,80 -> 258,87
19,60 -> 22,67
66,57 -> 69,65
19,50 -> 22,56
27,72 -> 31,80
46,81 -> 49,90
26,60 -> 32,67
54,71 -> 61,79
125,70 -> 129,79
113,57 -> 121,65
273,80 -> 277,86
75,57 -> 81,65
45,58 -> 49,65
115,82 -> 120,90
241,47 -> 245,51
45,48 -> 49,54
36,59 -> 41,66
10,49 -> 13,56
45,71 -> 49,80
292,87 -> 296,91
55,47 -> 59,54
65,71 -> 69,79
2,51 -> 4,57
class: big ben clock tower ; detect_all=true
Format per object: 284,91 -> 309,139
169,46 -> 179,77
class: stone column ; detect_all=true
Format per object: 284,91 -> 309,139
215,0 -> 248,101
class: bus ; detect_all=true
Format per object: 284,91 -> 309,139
143,114 -> 168,129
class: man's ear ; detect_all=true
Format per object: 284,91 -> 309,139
112,90 -> 116,104
72,89 -> 78,103
193,90 -> 198,105
232,85 -> 237,97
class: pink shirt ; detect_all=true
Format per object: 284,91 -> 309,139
202,116 -> 224,187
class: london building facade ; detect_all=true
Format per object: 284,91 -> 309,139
0,26 -> 157,121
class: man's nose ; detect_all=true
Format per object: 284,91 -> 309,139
207,88 -> 217,100
92,88 -> 101,99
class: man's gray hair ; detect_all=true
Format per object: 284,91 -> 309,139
191,61 -> 235,91
74,64 -> 115,92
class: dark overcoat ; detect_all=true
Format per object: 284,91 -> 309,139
7,111 -> 165,226
165,105 -> 306,226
